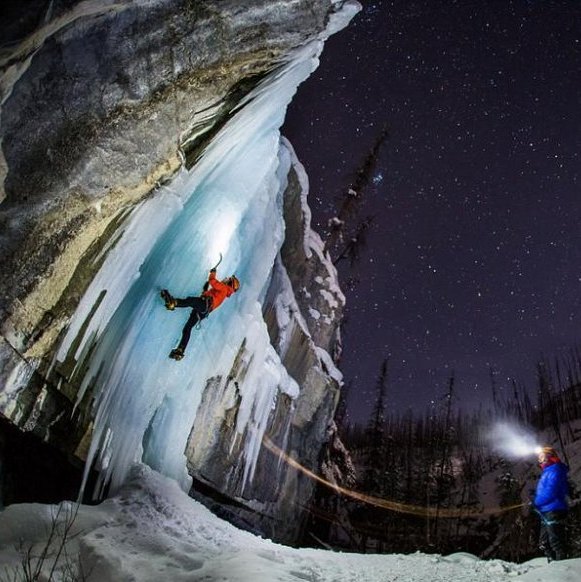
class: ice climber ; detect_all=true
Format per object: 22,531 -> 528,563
161,268 -> 240,361
533,446 -> 569,561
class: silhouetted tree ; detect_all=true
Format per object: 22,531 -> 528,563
325,126 -> 389,262
363,358 -> 389,493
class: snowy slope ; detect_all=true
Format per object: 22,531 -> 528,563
1,465 -> 580,582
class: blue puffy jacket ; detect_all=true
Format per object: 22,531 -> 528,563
534,461 -> 569,513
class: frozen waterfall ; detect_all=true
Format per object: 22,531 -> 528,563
55,3 -> 360,498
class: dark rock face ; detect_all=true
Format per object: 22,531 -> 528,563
0,415 -> 85,506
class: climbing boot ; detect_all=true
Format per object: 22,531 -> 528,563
161,289 -> 177,310
169,347 -> 185,361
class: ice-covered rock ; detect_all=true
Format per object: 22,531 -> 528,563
0,0 -> 360,544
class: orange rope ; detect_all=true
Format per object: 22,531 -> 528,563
262,435 -> 525,519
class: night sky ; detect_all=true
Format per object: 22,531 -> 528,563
283,1 -> 581,422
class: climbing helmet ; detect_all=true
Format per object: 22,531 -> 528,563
230,275 -> 240,292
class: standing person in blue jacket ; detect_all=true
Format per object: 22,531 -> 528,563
534,446 -> 569,561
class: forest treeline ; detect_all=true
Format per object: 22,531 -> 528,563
302,348 -> 581,562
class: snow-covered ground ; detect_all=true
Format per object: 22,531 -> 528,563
1,465 -> 579,582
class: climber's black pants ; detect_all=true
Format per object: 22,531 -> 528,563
175,296 -> 211,351
538,510 -> 568,561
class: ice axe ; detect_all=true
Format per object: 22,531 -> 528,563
211,253 -> 223,271
203,253 -> 223,292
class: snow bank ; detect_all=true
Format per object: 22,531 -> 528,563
1,465 -> 579,582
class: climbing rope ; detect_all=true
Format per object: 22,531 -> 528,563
261,435 -> 525,519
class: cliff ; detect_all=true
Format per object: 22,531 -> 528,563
0,0 -> 341,358
0,0 -> 357,542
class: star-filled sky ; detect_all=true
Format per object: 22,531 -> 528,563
283,0 -> 581,422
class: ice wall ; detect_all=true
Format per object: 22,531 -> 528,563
55,3 -> 360,497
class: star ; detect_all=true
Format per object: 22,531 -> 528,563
284,0 -> 581,421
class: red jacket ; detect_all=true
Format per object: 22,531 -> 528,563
202,272 -> 235,311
